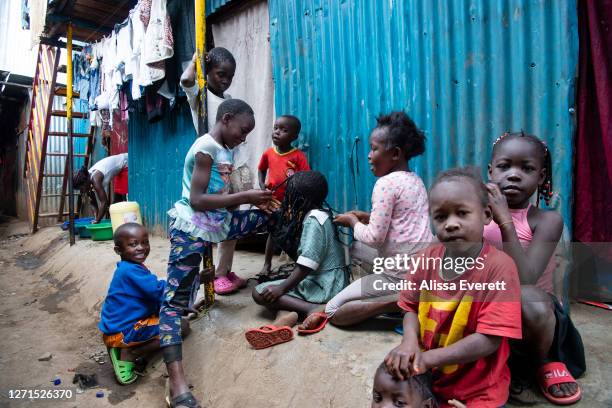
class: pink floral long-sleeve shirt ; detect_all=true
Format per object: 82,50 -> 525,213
353,171 -> 433,275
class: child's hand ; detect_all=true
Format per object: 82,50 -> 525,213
261,285 -> 284,303
269,198 -> 282,211
448,399 -> 467,408
384,341 -> 423,381
347,210 -> 370,224
245,189 -> 273,206
253,197 -> 280,214
333,213 -> 359,228
485,182 -> 512,225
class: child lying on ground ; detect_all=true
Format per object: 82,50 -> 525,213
385,167 -> 522,408
98,223 -> 190,385
246,171 -> 350,349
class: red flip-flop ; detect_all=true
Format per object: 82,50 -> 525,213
245,325 -> 294,349
537,362 -> 582,405
297,312 -> 329,335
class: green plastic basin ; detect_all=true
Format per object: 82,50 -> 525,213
85,222 -> 113,241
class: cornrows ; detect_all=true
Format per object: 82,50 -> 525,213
270,171 -> 334,260
492,131 -> 554,207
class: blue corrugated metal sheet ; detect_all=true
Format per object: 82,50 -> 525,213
269,0 -> 578,228
207,0 -> 233,16
128,103 -> 196,233
41,97 -> 89,217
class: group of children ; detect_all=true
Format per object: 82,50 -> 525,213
97,46 -> 586,408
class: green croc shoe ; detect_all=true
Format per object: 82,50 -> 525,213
108,347 -> 137,385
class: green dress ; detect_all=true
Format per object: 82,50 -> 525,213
256,210 -> 349,303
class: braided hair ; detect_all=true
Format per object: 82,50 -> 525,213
270,171 -> 332,261
492,131 -> 553,207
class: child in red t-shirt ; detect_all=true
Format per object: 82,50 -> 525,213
258,115 -> 310,273
384,167 -> 522,408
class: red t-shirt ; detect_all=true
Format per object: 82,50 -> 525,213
258,147 -> 310,200
398,243 -> 522,408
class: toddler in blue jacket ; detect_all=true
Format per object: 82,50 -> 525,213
99,223 -> 189,385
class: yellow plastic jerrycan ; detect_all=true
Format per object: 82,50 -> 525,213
109,201 -> 143,232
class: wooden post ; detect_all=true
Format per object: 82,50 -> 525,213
67,23 -> 75,245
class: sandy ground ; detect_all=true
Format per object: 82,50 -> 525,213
0,218 -> 610,408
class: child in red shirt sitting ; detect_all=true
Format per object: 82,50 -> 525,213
385,167 -> 522,408
258,115 -> 310,273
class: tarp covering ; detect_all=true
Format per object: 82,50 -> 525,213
575,0 -> 612,242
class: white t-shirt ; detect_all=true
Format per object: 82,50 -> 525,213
182,83 -> 249,168
89,153 -> 128,190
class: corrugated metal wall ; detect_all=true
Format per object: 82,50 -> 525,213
268,0 -> 578,227
128,103 -> 196,233
127,0 -> 247,232
207,0 -> 233,16
40,97 -> 89,220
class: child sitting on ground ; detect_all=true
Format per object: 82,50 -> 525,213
99,223 -> 190,385
299,111 -> 432,332
385,167 -> 522,408
246,171 -> 349,349
258,115 -> 310,274
484,132 -> 585,405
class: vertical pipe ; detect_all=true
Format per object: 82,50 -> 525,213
67,23 -> 75,245
195,0 -> 206,135
194,0 -> 214,307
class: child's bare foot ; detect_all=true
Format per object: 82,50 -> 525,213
119,348 -> 136,362
273,311 -> 298,328
297,312 -> 326,331
259,263 -> 272,275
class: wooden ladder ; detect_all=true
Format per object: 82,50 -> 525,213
23,44 -> 94,232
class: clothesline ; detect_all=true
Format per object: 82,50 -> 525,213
72,0 -> 176,130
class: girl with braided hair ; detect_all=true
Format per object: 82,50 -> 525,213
245,171 -> 349,349
484,132 -> 585,405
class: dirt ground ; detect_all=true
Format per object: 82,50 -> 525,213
0,217 -> 610,408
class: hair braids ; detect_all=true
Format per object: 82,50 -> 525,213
492,131 -> 554,207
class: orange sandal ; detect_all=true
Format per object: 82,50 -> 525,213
245,325 -> 294,349
297,312 -> 329,335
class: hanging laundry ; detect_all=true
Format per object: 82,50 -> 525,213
129,1 -> 148,99
142,0 -> 173,82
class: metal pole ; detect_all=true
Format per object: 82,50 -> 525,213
67,23 -> 75,246
195,0 -> 207,135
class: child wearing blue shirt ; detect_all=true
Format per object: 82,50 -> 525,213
99,223 -> 189,385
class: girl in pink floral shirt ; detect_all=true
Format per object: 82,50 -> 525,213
298,112 -> 433,332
